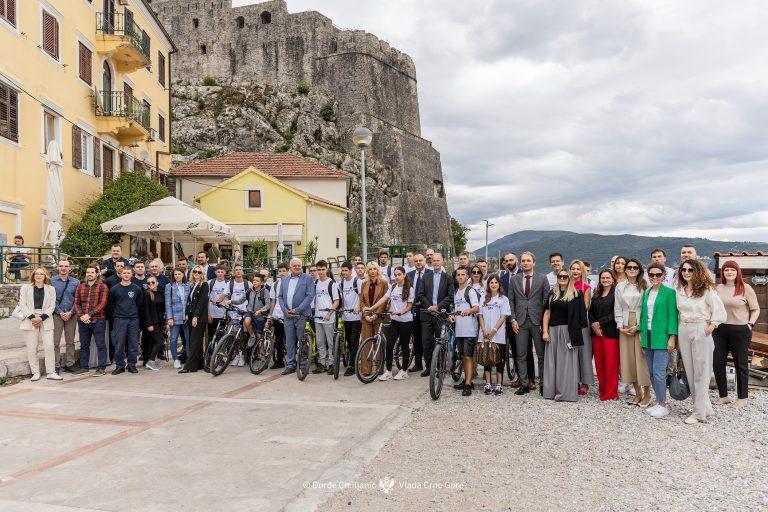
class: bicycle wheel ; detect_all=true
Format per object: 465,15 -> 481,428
210,333 -> 237,377
297,332 -> 312,381
429,343 -> 446,400
332,331 -> 342,380
505,343 -> 517,381
248,333 -> 272,375
356,337 -> 384,384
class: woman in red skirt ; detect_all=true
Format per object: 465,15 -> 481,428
589,269 -> 620,400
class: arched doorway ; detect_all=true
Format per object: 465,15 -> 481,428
102,61 -> 112,113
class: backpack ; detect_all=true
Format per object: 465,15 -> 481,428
229,278 -> 252,297
314,279 -> 335,297
339,278 -> 360,309
463,286 -> 481,305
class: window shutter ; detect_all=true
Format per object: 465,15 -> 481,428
121,153 -> 128,173
0,82 -> 19,143
159,115 -> 165,142
2,0 -> 15,27
0,1 -> 5,21
94,138 -> 101,177
72,125 -> 82,169
79,43 -> 92,84
158,52 -> 166,86
43,11 -> 59,60
167,176 -> 176,196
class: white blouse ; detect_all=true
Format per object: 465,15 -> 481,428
676,288 -> 727,325
614,280 -> 643,328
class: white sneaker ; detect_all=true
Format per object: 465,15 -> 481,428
645,404 -> 659,415
47,373 -> 63,381
31,373 -> 41,382
649,405 -> 670,418
145,361 -> 160,371
236,354 -> 245,367
393,369 -> 408,380
173,359 -> 181,369
378,370 -> 393,381
627,387 -> 637,396
617,382 -> 630,393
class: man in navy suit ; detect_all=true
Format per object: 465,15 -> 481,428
500,252 -> 534,387
407,253 -> 432,372
196,251 -> 217,280
278,257 -> 315,375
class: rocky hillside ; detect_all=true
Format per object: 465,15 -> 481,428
169,79 -> 406,248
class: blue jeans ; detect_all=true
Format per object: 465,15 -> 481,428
79,318 -> 107,370
113,317 -> 139,370
644,335 -> 670,404
283,315 -> 307,371
168,323 -> 189,361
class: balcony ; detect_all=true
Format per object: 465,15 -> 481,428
93,90 -> 151,144
95,12 -> 151,73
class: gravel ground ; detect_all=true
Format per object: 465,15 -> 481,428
319,382 -> 768,512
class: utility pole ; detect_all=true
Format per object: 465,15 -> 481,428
483,219 -> 494,263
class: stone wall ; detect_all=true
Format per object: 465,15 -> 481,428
0,284 -> 21,318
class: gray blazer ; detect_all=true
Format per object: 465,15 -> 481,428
278,272 -> 315,317
508,271 -> 549,325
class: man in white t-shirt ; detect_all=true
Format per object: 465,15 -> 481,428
207,265 -> 229,342
403,251 -> 416,275
545,252 -> 564,290
312,260 -> 340,374
378,251 -> 392,282
451,267 -> 480,396
222,264 -> 251,366
339,261 -> 362,376
645,249 -> 675,287
354,261 -> 367,281
268,263 -> 288,368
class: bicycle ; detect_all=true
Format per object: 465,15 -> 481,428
505,343 -> 518,382
324,308 -> 355,380
427,309 -> 461,400
247,312 -> 273,375
355,312 -> 390,384
287,313 -> 313,381
203,317 -> 227,373
210,304 -> 248,377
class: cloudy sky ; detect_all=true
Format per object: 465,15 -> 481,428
235,0 -> 768,250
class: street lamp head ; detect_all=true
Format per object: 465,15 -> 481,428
352,127 -> 373,148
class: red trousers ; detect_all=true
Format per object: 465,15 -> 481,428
592,335 -> 619,400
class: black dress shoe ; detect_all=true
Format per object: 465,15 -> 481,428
515,386 -> 530,396
63,366 -> 76,373
270,362 -> 285,370
462,387 -> 473,397
111,368 -> 125,375
343,367 -> 355,376
281,367 -> 296,375
420,369 -> 430,377
127,366 -> 138,374
453,382 -> 466,390
408,365 -> 424,373
178,369 -> 190,374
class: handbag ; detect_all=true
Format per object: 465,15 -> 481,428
474,339 -> 501,367
667,349 -> 690,401
12,305 -> 25,320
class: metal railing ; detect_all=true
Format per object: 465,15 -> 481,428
94,90 -> 151,132
0,246 -> 62,284
96,12 -> 150,64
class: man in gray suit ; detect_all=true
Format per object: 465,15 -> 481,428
278,258 -> 315,375
509,251 -> 550,395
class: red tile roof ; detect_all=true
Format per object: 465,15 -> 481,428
306,192 -> 348,211
714,251 -> 768,257
171,152 -> 348,178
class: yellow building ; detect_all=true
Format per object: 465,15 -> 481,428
193,166 -> 349,262
0,0 -> 176,245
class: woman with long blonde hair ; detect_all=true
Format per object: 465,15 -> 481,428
179,265 -> 209,373
570,259 -> 594,395
357,262 -> 389,341
18,266 -> 59,381
542,269 -> 587,402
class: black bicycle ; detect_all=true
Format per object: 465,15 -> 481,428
428,310 -> 460,400
210,304 -> 247,377
203,317 -> 227,373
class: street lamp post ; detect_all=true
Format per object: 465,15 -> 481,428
352,127 -> 373,261
483,219 -> 494,263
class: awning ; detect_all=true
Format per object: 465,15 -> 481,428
230,223 -> 303,242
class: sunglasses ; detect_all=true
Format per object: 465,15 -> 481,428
471,271 -> 482,275
625,265 -> 640,271
681,268 -> 694,273
193,270 -> 203,274
557,275 -> 569,280
648,272 -> 663,278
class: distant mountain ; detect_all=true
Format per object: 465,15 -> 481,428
474,231 -> 768,270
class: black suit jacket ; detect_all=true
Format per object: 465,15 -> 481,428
417,269 -> 454,314
501,269 -> 519,296
186,281 -> 209,322
407,268 -> 432,311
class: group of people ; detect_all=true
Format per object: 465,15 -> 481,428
18,242 -> 758,423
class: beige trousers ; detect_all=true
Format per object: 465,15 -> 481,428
53,314 -> 77,368
25,327 -> 55,375
618,312 -> 651,387
678,323 -> 715,421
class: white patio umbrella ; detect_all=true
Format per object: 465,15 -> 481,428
43,141 -> 65,247
100,196 -> 238,265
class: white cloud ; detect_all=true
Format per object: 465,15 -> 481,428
235,0 -> 768,249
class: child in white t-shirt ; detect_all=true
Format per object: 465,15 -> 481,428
477,275 -> 512,395
451,267 -> 481,396
369,267 -> 415,381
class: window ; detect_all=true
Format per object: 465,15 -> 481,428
200,44 -> 206,55
42,9 -> 60,60
158,114 -> 165,142
246,189 -> 262,209
43,109 -> 60,152
0,0 -> 17,28
236,16 -> 244,29
158,51 -> 166,87
260,11 -> 271,24
336,237 -> 340,249
192,18 -> 199,28
0,80 -> 19,143
142,30 -> 151,70
72,125 -> 94,174
78,42 -> 93,85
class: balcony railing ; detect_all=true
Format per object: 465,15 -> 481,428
96,12 -> 150,64
94,90 -> 151,132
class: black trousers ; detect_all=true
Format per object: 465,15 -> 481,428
386,320 -> 412,371
146,325 -> 165,361
140,325 -> 152,363
712,323 -> 751,399
421,314 -> 441,370
183,320 -> 207,371
207,318 -> 224,341
344,320 -> 361,368
272,320 -> 286,365
411,309 -> 424,368
506,322 -> 535,380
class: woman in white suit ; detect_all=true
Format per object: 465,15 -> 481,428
18,266 -> 60,381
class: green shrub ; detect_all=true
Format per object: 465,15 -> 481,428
296,82 -> 310,95
244,239 -> 269,270
202,76 -> 217,86
213,97 -> 225,117
275,144 -> 290,153
320,102 -> 334,122
197,98 -> 205,110
60,173 -> 169,257
198,149 -> 217,159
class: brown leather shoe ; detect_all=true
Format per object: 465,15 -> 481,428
510,378 -> 522,388
528,379 -> 537,390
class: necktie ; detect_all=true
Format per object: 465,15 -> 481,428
525,275 -> 531,297
415,271 -> 422,294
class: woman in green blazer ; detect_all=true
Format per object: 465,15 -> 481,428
639,263 -> 678,418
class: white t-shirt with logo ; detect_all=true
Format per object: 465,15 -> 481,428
471,282 -> 486,303
228,281 -> 248,318
385,284 -> 415,322
270,280 -> 283,320
379,265 -> 392,282
478,294 -> 512,345
454,286 -> 480,337
315,279 -> 339,325
208,279 -> 229,318
340,278 -> 362,322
